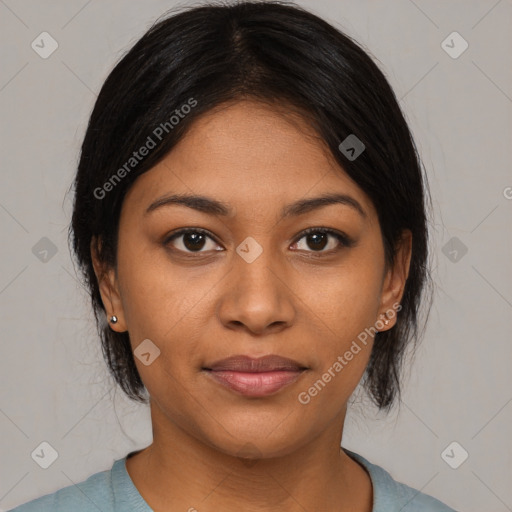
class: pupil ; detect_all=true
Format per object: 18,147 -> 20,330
181,232 -> 328,252
184,233 -> 205,251
308,233 -> 327,250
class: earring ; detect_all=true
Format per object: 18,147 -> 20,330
109,315 -> 118,324
382,313 -> 390,326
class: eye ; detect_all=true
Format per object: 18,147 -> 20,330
164,227 -> 354,256
290,227 -> 354,254
164,228 -> 223,253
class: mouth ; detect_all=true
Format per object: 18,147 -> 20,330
202,355 -> 308,398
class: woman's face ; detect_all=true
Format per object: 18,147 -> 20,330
94,99 -> 410,458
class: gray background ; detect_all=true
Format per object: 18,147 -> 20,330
0,0 -> 511,510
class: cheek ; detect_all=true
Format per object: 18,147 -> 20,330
295,275 -> 379,414
296,253 -> 384,337
115,236 -> 222,393
116,234 -> 206,338
291,251 -> 383,393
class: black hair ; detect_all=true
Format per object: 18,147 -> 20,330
69,0 -> 432,411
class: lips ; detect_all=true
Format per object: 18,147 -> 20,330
203,355 -> 308,397
205,354 -> 307,372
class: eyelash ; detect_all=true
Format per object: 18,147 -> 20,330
163,227 -> 354,256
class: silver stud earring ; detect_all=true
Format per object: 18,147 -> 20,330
109,315 -> 118,324
382,314 -> 390,326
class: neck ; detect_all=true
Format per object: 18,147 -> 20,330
126,403 -> 373,512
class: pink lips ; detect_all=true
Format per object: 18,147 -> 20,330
203,355 -> 307,397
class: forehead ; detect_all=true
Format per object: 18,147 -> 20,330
123,100 -> 377,222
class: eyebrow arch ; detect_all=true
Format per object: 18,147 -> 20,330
145,192 -> 366,219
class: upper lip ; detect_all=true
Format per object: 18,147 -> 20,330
204,355 -> 307,372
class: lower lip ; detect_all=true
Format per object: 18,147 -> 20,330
205,369 -> 305,397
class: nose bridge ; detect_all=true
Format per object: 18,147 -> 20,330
234,233 -> 282,295
218,233 -> 295,332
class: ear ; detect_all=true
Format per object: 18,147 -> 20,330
377,229 -> 412,330
90,236 -> 127,332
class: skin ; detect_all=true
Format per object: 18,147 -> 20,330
92,99 -> 412,512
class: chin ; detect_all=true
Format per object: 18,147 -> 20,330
202,422 -> 309,462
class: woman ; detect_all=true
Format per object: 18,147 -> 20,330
9,1 -> 457,511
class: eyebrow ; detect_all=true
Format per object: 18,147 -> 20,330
144,192 -> 367,219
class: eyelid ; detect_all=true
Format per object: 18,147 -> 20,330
291,226 -> 355,248
164,226 -> 355,255
163,227 -> 222,248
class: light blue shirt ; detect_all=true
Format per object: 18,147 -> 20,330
7,448 -> 458,511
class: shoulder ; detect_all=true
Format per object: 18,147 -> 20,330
7,460 -> 116,512
343,448 -> 459,512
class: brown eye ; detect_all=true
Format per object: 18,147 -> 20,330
164,228 -> 223,253
291,228 -> 354,253
303,232 -> 329,251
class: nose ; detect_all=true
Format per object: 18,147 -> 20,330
216,241 -> 296,335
